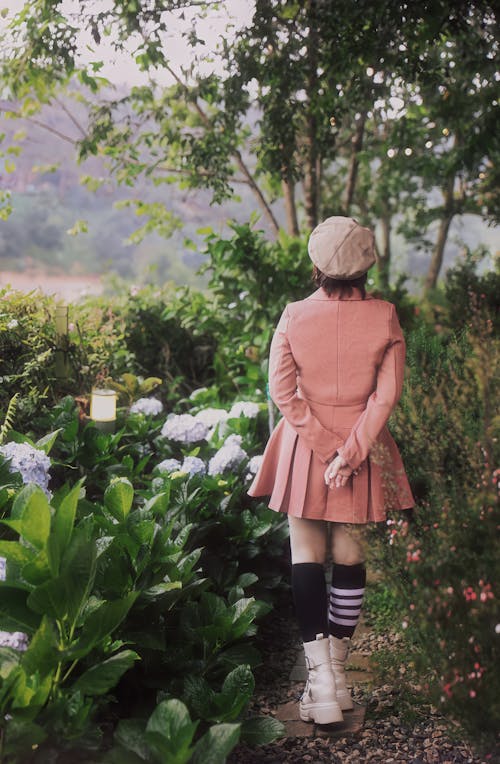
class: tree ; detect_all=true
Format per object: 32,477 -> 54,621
1,0 -> 498,289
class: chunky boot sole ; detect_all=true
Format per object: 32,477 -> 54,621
299,700 -> 344,725
335,689 -> 354,711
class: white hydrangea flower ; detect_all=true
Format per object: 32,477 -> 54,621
161,414 -> 208,444
194,407 -> 229,428
247,455 -> 264,475
225,434 -> 243,446
229,401 -> 260,419
0,442 -> 51,496
0,631 -> 29,651
181,456 -> 207,477
129,397 -> 164,416
208,435 -> 248,476
156,458 -> 182,473
7,319 -> 19,330
0,557 -> 5,581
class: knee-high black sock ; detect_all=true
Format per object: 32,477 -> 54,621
328,562 -> 366,639
291,562 -> 328,643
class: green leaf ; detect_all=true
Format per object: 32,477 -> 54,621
0,540 -> 34,567
19,489 -> 51,550
0,586 -> 37,637
72,649 -> 139,696
34,428 -> 62,455
236,572 -> 259,589
143,489 -> 170,516
183,674 -> 214,720
214,664 -> 254,722
239,716 -> 285,745
113,718 -> 150,760
66,592 -> 139,658
48,478 -> 84,575
191,723 -> 241,764
21,615 -> 59,676
21,550 -> 51,586
11,483 -> 42,520
27,531 -> 97,624
140,581 -> 182,602
105,478 -> 134,521
145,699 -> 198,763
217,643 -> 261,671
0,647 -> 22,678
138,377 -> 162,394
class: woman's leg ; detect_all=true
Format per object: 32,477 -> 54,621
327,523 -> 367,710
328,523 -> 366,638
289,517 -> 343,724
288,516 -> 329,642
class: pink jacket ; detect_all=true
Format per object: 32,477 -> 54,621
248,288 -> 414,523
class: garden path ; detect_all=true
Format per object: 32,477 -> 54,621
227,601 -> 491,763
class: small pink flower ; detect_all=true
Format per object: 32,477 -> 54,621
469,690 -> 476,698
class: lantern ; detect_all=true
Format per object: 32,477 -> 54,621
90,389 -> 117,433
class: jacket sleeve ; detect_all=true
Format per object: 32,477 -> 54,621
268,306 -> 344,464
337,304 -> 406,471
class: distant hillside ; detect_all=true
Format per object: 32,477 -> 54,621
0,93 -> 280,286
0,94 -> 498,291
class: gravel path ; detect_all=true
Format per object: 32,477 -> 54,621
227,596 -> 498,764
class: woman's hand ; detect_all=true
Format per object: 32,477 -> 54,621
324,454 -> 354,489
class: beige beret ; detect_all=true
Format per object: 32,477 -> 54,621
308,216 -> 376,279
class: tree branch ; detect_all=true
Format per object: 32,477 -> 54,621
164,63 -> 281,235
53,96 -> 88,138
0,101 -> 77,145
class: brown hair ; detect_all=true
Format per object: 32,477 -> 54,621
312,265 -> 367,299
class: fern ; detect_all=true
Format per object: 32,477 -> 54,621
0,394 -> 19,445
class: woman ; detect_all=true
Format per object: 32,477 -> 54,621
248,216 -> 414,725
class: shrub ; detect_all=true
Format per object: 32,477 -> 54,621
368,304 -> 499,735
443,247 -> 500,335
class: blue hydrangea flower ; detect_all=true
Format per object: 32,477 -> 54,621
161,414 -> 208,444
0,630 -> 29,651
229,401 -> 260,419
0,442 -> 51,496
208,434 -> 248,476
0,557 -> 5,581
156,458 -> 182,473
181,456 -> 207,477
129,397 -> 164,416
194,407 -> 229,428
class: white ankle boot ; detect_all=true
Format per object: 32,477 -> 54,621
300,634 -> 344,724
329,635 -> 354,711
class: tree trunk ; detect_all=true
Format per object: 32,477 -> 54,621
377,206 -> 391,289
425,174 -> 455,291
282,174 -> 299,236
303,0 -> 319,231
342,111 -> 367,215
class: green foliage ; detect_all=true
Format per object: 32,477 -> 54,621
364,581 -> 404,635
0,392 -> 286,759
106,699 -> 241,764
0,395 -> 19,446
103,372 -> 162,408
368,299 -> 499,735
172,223 -> 312,397
443,247 -> 500,334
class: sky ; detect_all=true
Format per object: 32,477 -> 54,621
0,0 -> 255,86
